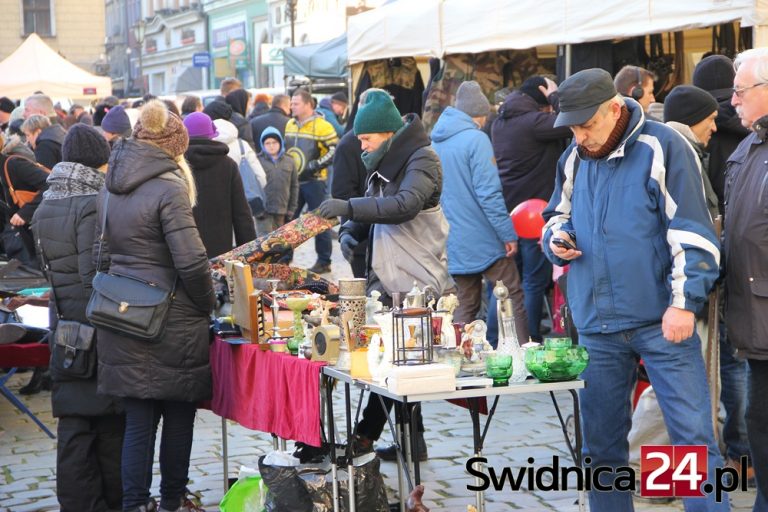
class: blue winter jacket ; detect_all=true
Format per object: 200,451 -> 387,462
542,100 -> 720,335
317,98 -> 344,137
432,107 -> 517,274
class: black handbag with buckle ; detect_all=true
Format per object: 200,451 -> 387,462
37,239 -> 97,379
86,191 -> 175,343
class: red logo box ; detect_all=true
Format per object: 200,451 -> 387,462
640,445 -> 707,497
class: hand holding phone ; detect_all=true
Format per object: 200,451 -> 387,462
552,237 -> 577,251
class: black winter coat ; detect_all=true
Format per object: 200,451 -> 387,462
185,138 -> 256,258
724,118 -> 768,359
250,108 -> 290,145
708,96 -> 750,214
0,154 -> 50,222
331,130 -> 368,256
340,114 -> 442,294
491,91 -> 571,211
96,138 -> 216,402
31,162 -> 122,418
34,123 -> 66,170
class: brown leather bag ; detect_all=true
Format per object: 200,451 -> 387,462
3,155 -> 50,208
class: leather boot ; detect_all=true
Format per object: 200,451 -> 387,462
375,432 -> 428,462
19,367 -> 51,395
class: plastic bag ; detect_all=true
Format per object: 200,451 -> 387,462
220,475 -> 267,512
259,452 -> 388,512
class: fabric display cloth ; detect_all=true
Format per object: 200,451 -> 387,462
421,50 -> 540,135
209,211 -> 338,293
208,336 -> 327,446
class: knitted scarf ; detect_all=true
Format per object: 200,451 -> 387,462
43,162 -> 105,200
579,106 -> 631,160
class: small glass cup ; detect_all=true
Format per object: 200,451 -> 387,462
485,353 -> 513,386
431,316 -> 443,345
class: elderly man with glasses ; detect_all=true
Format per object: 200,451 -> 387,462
723,47 -> 768,510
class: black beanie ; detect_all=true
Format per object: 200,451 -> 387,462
693,55 -> 734,98
203,100 -> 233,121
62,124 -> 111,169
519,76 -> 549,106
663,85 -> 718,126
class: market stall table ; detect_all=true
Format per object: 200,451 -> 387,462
322,367 -> 585,512
208,336 -> 327,489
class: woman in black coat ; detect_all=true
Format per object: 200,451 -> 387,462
182,112 -> 255,258
95,101 -> 216,512
31,124 -> 124,512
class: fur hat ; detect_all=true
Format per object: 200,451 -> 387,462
353,89 -> 404,135
62,124 -> 111,168
133,100 -> 189,157
663,85 -> 718,127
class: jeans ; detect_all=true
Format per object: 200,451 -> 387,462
121,398 -> 197,512
719,327 -> 749,461
579,323 -> 728,511
295,180 -> 332,265
514,238 -> 552,340
57,415 -> 125,512
746,359 -> 768,502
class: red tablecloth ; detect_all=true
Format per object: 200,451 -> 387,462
210,337 -> 327,447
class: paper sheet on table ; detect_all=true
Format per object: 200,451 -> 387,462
14,304 -> 50,329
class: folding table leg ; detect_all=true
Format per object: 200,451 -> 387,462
221,417 -> 229,492
0,368 -> 55,439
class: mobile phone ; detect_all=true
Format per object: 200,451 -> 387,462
552,237 -> 577,251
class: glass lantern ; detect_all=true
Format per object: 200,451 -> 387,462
391,307 -> 434,366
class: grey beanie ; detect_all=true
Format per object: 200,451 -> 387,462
455,81 -> 491,117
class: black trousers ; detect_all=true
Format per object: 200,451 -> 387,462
356,393 -> 424,441
747,359 -> 768,500
57,414 -> 125,512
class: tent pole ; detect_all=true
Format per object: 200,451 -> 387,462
565,44 -> 572,78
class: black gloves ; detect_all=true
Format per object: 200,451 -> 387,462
339,233 -> 359,263
316,198 -> 351,219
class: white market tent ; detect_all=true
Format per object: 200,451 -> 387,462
0,33 -> 112,101
347,0 -> 768,64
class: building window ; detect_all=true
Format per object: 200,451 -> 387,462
23,0 -> 53,36
181,28 -> 195,45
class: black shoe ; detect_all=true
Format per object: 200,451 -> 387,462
19,367 -> 51,395
308,262 -> 332,274
351,433 -> 374,456
376,433 -> 428,462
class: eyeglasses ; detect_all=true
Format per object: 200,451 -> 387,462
732,83 -> 768,98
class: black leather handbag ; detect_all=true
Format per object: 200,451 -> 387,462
37,239 -> 97,379
86,192 -> 175,343
51,320 -> 96,378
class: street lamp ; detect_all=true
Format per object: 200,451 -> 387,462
285,0 -> 297,47
133,19 -> 147,96
125,47 -> 132,97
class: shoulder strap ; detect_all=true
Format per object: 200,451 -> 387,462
95,191 -> 110,273
237,139 -> 247,162
35,236 -> 63,319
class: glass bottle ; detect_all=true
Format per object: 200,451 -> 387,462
493,280 -> 527,382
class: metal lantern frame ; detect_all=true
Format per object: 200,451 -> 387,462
392,307 -> 434,366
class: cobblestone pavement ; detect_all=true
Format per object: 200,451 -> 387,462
0,236 -> 758,511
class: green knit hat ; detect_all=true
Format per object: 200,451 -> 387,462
353,90 -> 404,135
